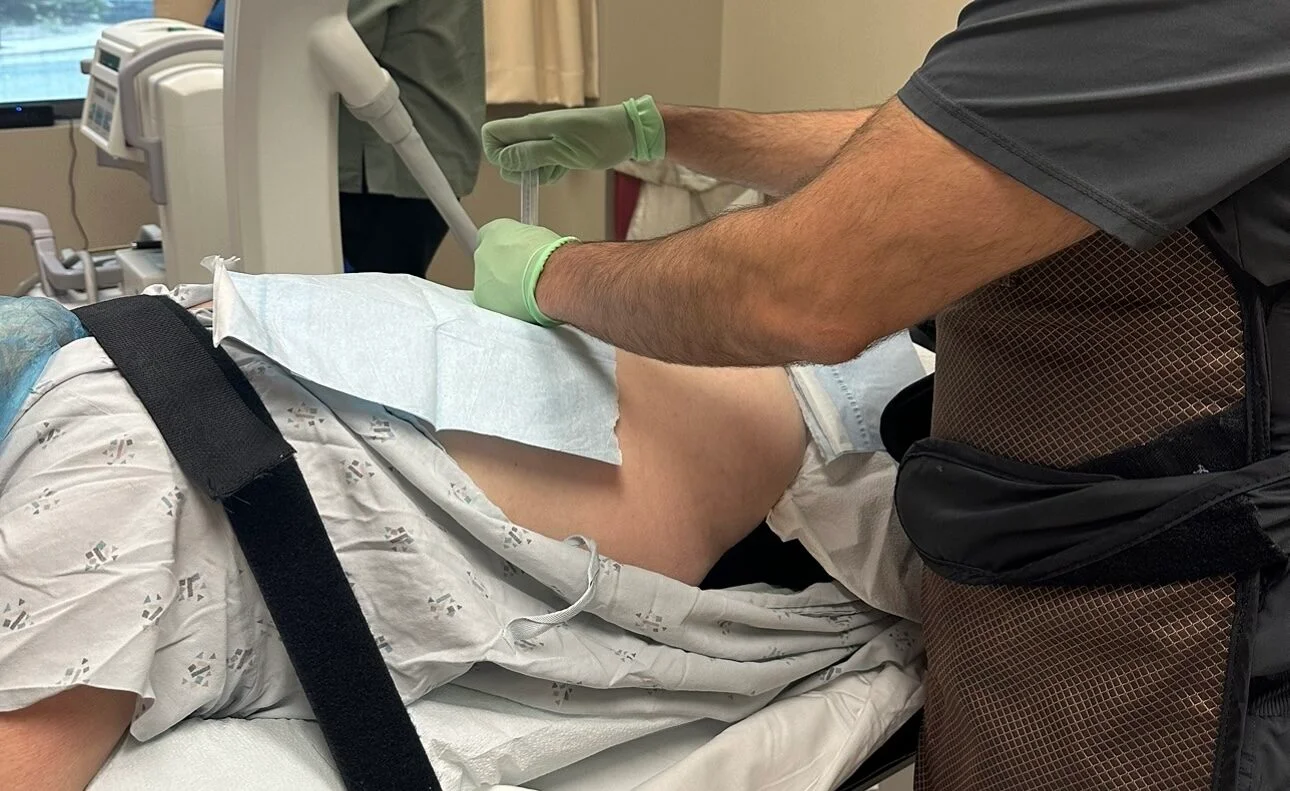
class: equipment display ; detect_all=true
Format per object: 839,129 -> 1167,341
81,19 -> 228,293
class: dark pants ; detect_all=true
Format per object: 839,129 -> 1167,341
339,191 -> 449,278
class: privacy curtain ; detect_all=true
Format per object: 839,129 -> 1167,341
154,0 -> 219,24
484,0 -> 599,106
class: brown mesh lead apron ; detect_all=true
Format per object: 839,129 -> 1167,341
894,230 -> 1290,791
76,296 -> 441,791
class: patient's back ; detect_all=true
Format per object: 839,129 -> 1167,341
439,353 -> 806,585
0,319 -> 862,767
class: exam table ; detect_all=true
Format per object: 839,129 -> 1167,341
87,528 -> 921,791
46,0 -> 929,781
90,697 -> 920,790
90,714 -> 735,791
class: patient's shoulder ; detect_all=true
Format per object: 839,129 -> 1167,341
5,337 -> 134,428
0,335 -> 188,505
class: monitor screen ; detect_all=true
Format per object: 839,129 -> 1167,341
98,49 -> 122,72
0,1 -> 156,106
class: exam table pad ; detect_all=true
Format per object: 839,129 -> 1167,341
92,657 -> 922,791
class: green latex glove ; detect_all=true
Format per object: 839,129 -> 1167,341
473,218 -> 579,326
482,95 -> 666,184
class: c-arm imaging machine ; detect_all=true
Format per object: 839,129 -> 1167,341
6,0 -> 479,301
224,0 -> 479,275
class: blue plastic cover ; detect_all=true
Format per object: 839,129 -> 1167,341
0,297 -> 87,436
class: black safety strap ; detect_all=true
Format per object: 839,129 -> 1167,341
76,296 -> 439,791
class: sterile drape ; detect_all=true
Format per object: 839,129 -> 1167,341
484,0 -> 599,106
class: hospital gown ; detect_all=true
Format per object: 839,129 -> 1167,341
0,288 -> 920,786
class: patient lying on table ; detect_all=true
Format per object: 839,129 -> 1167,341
0,281 -> 927,790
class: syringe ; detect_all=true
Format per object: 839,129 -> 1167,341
520,169 -> 539,226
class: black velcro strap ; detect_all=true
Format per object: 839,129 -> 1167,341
77,296 -> 439,791
76,296 -> 293,498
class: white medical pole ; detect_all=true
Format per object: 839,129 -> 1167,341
224,0 -> 349,275
310,17 -> 480,253
224,0 -> 478,276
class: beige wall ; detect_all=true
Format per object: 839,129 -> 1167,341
0,0 -> 206,296
0,124 -> 157,294
598,0 -> 724,108
154,0 -> 210,24
720,0 -> 964,111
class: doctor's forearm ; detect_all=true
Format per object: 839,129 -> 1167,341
660,105 -> 875,197
534,204 -> 865,367
527,100 -> 1096,369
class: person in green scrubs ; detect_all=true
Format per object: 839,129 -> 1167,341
208,0 -> 485,278
338,0 -> 484,277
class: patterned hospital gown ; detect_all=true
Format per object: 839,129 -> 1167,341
0,293 -> 903,752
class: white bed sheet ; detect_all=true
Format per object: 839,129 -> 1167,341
90,711 -> 723,791
91,658 -> 922,791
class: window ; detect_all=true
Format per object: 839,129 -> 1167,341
0,1 -> 156,109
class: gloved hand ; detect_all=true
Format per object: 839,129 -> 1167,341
482,95 -> 666,184
473,219 -> 579,326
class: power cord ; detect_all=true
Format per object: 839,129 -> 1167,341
66,120 -> 90,250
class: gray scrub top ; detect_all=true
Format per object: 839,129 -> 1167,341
338,0 -> 485,200
897,0 -> 1290,284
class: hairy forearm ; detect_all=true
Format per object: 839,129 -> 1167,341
660,105 -> 875,196
532,100 -> 1093,369
536,203 -> 831,367
535,110 -> 889,367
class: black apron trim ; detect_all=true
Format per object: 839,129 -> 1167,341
880,373 -> 933,462
1071,407 -> 1247,479
1189,219 -> 1271,465
897,437 -> 1290,586
1248,671 -> 1290,718
1214,575 -> 1259,791
76,296 -> 440,791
